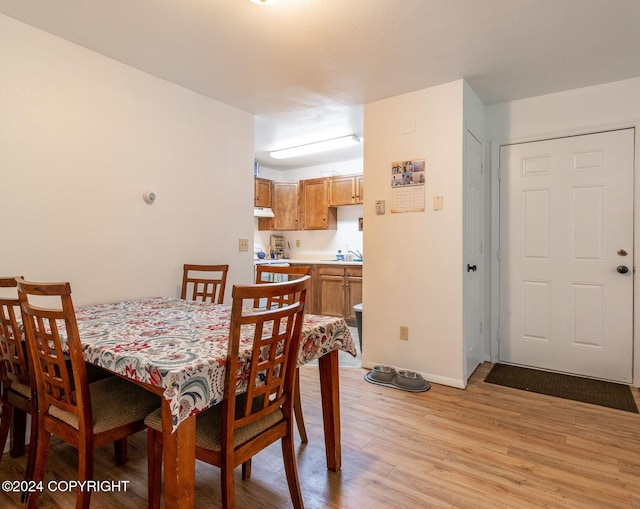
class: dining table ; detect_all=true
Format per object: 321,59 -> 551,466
69,296 -> 356,509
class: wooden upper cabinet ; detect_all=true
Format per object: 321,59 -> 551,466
329,174 -> 364,205
254,177 -> 272,207
355,175 -> 364,203
258,181 -> 299,231
300,178 -> 337,230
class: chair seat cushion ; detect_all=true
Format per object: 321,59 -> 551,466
7,380 -> 31,399
49,376 -> 160,434
145,400 -> 283,452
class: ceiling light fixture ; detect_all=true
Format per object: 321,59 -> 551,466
250,0 -> 279,5
270,135 -> 361,159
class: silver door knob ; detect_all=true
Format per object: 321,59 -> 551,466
617,265 -> 629,274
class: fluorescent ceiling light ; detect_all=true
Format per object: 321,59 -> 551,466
270,135 -> 361,159
250,0 -> 279,5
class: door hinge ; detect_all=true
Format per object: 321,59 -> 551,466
479,321 -> 484,334
496,329 -> 500,343
496,249 -> 501,261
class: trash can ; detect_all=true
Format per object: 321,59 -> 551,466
353,303 -> 363,351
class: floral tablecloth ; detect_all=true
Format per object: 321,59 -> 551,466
72,297 -> 356,430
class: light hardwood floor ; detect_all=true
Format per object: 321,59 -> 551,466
2,363 -> 639,508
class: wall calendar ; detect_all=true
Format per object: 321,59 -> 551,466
390,159 -> 425,213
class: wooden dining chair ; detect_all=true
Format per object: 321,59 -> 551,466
146,276 -> 311,509
181,263 -> 229,304
255,264 -> 312,443
254,264 -> 312,309
16,278 -> 161,509
0,276 -> 37,493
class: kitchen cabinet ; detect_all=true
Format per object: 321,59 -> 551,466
299,178 -> 337,230
258,181 -> 299,231
329,174 -> 364,205
254,177 -> 272,207
316,264 -> 363,325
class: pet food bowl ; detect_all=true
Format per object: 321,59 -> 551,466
395,370 -> 425,389
370,365 -> 396,382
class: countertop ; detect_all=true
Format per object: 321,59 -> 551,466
289,259 -> 363,265
255,259 -> 363,265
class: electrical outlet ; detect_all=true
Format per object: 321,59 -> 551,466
399,326 -> 409,340
238,238 -> 249,252
296,239 -> 301,248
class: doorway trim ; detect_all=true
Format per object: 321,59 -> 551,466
489,121 -> 640,385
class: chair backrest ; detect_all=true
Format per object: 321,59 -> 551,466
0,277 -> 29,388
254,265 -> 311,309
223,276 -> 310,439
181,264 -> 229,304
16,278 -> 92,427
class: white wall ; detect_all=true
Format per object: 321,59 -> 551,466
254,159 -> 364,259
363,80 -> 466,387
486,76 -> 640,385
0,14 -> 255,305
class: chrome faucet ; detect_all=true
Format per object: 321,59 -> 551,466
348,250 -> 363,261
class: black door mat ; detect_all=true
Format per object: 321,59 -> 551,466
484,363 -> 638,413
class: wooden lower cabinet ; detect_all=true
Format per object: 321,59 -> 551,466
344,271 -> 362,323
297,264 -> 362,325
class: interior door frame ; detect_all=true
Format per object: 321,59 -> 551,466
490,122 -> 640,385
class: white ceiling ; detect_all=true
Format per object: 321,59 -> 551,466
1,0 -> 639,170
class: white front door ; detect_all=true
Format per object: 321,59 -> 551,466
499,129 -> 634,382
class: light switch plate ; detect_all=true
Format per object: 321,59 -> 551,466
375,200 -> 385,215
433,195 -> 443,211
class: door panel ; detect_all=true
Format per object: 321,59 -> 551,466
499,129 -> 634,382
464,130 -> 485,380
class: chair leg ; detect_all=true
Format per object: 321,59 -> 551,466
77,440 -> 94,509
293,369 -> 308,443
10,407 -> 27,457
220,460 -> 236,509
241,459 -> 252,480
26,425 -> 50,509
0,401 -> 12,460
22,407 -> 38,504
114,436 -> 128,465
281,432 -> 304,509
147,428 -> 163,509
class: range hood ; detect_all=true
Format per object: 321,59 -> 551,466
254,207 -> 275,218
